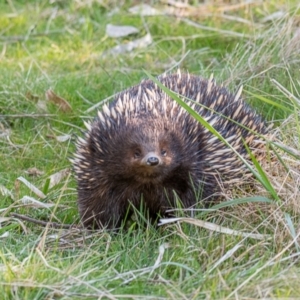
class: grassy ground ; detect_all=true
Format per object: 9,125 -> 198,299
1,0 -> 300,299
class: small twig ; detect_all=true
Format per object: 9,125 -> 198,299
0,114 -> 56,118
11,213 -> 78,229
0,30 -> 64,42
181,18 -> 251,39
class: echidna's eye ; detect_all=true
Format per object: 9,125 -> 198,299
161,150 -> 167,156
134,150 -> 141,158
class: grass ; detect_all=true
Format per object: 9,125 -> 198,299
1,0 -> 300,298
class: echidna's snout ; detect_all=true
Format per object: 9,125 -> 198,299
147,156 -> 160,166
142,152 -> 161,166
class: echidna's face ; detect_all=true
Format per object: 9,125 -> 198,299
118,121 -> 183,184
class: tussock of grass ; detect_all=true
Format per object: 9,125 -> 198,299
1,0 -> 300,298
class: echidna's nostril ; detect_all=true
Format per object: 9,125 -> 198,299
147,156 -> 159,166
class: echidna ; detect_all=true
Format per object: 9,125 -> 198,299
72,70 -> 269,229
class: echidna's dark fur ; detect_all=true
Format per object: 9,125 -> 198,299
71,71 -> 269,229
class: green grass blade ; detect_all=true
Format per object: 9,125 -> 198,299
244,141 -> 279,201
244,90 -> 293,113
